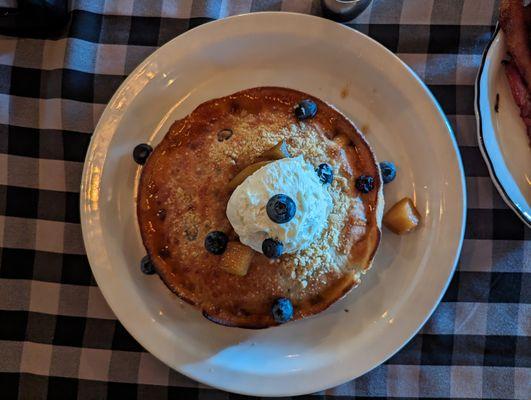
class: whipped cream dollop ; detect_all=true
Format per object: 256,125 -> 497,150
226,156 -> 333,254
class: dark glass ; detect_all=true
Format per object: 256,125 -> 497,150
0,0 -> 69,35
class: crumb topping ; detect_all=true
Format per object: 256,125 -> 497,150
207,112 -> 368,288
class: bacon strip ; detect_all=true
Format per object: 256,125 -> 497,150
526,3 -> 531,29
499,1 -> 531,142
505,61 -> 531,140
500,0 -> 531,90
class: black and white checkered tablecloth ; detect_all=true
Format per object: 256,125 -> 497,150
0,0 -> 529,399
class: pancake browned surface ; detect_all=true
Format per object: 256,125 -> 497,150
137,87 -> 383,328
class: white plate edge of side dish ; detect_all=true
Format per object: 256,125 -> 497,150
475,26 -> 531,227
80,13 -> 467,396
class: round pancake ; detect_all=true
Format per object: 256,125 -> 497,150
137,87 -> 383,328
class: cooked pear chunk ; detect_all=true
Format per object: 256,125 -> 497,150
260,140 -> 291,160
220,242 -> 254,276
383,197 -> 421,234
228,161 -> 271,190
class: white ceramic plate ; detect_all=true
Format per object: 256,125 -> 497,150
475,27 -> 531,227
80,13 -> 466,396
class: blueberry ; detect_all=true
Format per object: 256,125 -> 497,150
204,231 -> 228,255
266,194 -> 296,224
140,255 -> 155,275
294,99 -> 317,120
217,128 -> 233,142
262,238 -> 284,259
133,143 -> 153,165
355,175 -> 374,193
272,297 -> 294,323
379,161 -> 396,184
159,245 -> 170,258
156,208 -> 166,220
316,163 -> 333,184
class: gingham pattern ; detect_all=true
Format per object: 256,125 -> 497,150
0,0 -> 529,398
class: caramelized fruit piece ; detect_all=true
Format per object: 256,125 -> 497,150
383,197 -> 421,234
228,141 -> 289,190
260,140 -> 291,160
220,242 -> 254,276
228,160 -> 271,190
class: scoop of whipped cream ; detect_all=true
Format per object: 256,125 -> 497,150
226,155 -> 332,254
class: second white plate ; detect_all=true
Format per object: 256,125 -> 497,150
80,13 -> 466,396
476,27 -> 531,226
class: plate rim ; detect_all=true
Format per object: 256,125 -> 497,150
80,11 -> 467,396
474,25 -> 531,227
